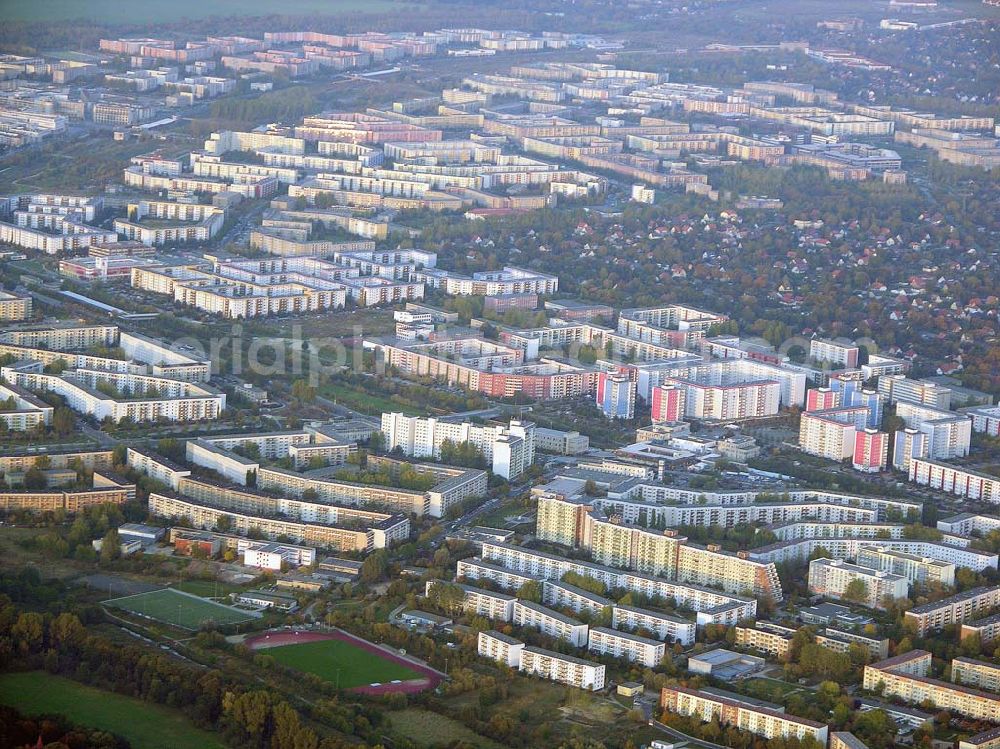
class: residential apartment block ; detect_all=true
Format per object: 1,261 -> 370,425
542,580 -> 613,617
807,558 -> 909,609
910,459 -> 1000,503
0,291 -> 31,321
661,686 -> 829,745
904,587 -> 1000,636
425,580 -> 516,621
478,542 -> 757,626
953,657 -> 1000,693
519,645 -> 605,691
611,604 -> 696,645
147,492 -> 408,552
512,599 -> 589,646
477,629 -> 525,668
380,413 -> 535,479
856,546 -> 956,587
587,626 -> 664,667
2,363 -> 225,424
864,650 -> 1000,722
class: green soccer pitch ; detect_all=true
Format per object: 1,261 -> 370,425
265,639 -> 421,688
104,588 -> 258,630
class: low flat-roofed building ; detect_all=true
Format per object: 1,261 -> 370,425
117,522 -> 165,544
687,648 -> 765,679
235,589 -> 299,611
400,609 -> 453,629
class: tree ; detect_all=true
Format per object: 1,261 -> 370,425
52,406 -> 76,436
22,467 -> 47,491
428,581 -> 466,616
359,551 -> 388,583
517,580 -> 542,603
291,379 -> 317,404
49,612 -> 85,651
11,612 -> 44,653
100,528 -> 121,563
842,578 -> 869,604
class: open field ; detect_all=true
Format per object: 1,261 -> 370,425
249,631 -> 421,689
5,0 -> 411,24
320,381 -> 421,416
0,671 -> 225,749
104,587 -> 259,630
386,708 -> 507,749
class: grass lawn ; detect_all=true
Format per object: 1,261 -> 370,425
4,0 -> 411,23
738,677 -> 805,704
0,671 -> 225,749
267,638 -> 420,688
386,708 -> 506,749
104,587 -> 258,630
320,381 -> 420,416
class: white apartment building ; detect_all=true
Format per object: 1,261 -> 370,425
753,537 -> 996,572
456,557 -> 544,592
0,324 -> 117,351
856,546 -> 956,587
512,599 -> 589,646
518,646 -> 605,691
417,266 -> 558,296
807,558 -> 909,609
734,622 -> 795,658
953,658 -> 1000,692
542,579 -> 613,617
662,377 -> 780,420
961,616 -> 1000,648
904,586 -> 1000,636
816,628 -> 889,660
895,401 -> 972,459
477,629 -> 525,668
661,686 -> 829,745
799,407 -> 868,461
864,650 -> 1000,722
588,626 -> 665,667
534,427 -> 590,455
612,604 -> 696,645
380,413 -> 535,479
809,338 -> 860,368
938,514 -> 1000,537
910,459 -> 1000,503
878,375 -> 953,409
478,543 -> 758,625
2,365 -> 225,424
893,427 -> 928,472
425,580 -> 516,621
964,406 -> 1000,438
125,446 -> 191,490
0,382 -> 52,431
0,291 -> 31,321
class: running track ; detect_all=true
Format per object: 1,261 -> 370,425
245,628 -> 443,695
